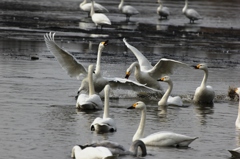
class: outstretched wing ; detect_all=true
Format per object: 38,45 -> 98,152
44,32 -> 87,79
149,58 -> 189,79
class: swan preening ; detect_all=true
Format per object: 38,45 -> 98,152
80,0 -> 108,16
182,0 -> 202,23
234,87 -> 240,129
157,0 -> 170,19
229,147 -> 240,158
90,84 -> 117,132
118,0 -> 139,21
91,1 -> 111,29
157,76 -> 183,107
193,63 -> 215,104
123,38 -> 189,91
128,101 -> 198,147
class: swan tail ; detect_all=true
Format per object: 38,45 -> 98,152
177,137 -> 198,147
228,150 -> 240,158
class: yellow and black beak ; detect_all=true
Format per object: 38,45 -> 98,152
125,71 -> 131,79
193,64 -> 200,69
127,102 -> 137,109
103,40 -> 108,46
157,77 -> 165,81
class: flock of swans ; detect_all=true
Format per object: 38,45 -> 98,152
80,0 -> 202,29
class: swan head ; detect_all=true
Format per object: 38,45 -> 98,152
194,63 -> 208,71
235,87 -> 240,95
98,40 -> 108,51
125,71 -> 131,79
157,76 -> 171,82
127,101 -> 146,110
129,140 -> 147,157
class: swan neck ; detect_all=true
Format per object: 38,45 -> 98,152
159,81 -> 173,105
183,0 -> 188,13
90,1 -> 95,16
103,87 -> 110,118
118,0 -> 124,10
130,140 -> 147,157
80,0 -> 87,7
201,69 -> 208,88
237,100 -> 240,124
133,108 -> 146,141
95,45 -> 103,74
88,67 -> 95,96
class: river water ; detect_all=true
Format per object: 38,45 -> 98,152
0,0 -> 240,159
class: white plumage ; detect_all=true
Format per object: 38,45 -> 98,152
157,0 -> 170,19
182,0 -> 202,23
118,0 -> 139,21
234,87 -> 240,129
80,0 -> 108,16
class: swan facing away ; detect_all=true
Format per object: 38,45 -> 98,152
90,85 -> 117,132
193,63 -> 215,104
118,0 -> 139,21
157,0 -> 170,19
91,0 -> 111,29
229,147 -> 240,158
234,87 -> 240,129
182,0 -> 202,23
123,38 -> 189,91
157,76 -> 183,107
128,101 -> 198,147
80,0 -> 108,16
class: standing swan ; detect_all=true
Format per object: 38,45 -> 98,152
193,63 -> 215,104
182,0 -> 202,23
118,0 -> 139,21
76,64 -> 103,110
90,84 -> 117,132
234,87 -> 240,129
157,0 -> 170,20
157,76 -> 183,107
128,101 -> 198,147
123,38 -> 189,91
91,0 -> 111,29
80,0 -> 108,17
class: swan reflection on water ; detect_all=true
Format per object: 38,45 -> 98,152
194,102 -> 214,125
117,21 -> 139,30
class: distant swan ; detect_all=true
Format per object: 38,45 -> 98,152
123,38 -> 189,91
157,76 -> 183,107
229,147 -> 240,158
182,0 -> 202,23
193,63 -> 215,104
76,64 -> 103,110
234,87 -> 240,129
90,84 -> 117,132
157,0 -> 170,19
118,0 -> 139,21
80,0 -> 108,16
128,101 -> 198,147
91,0 -> 111,29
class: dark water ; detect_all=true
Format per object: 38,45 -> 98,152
0,0 -> 240,159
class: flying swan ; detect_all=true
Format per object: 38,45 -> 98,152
118,0 -> 139,21
182,0 -> 202,23
76,64 -> 103,110
157,76 -> 183,107
90,84 -> 117,132
123,38 -> 189,91
80,0 -> 108,16
157,0 -> 170,19
128,101 -> 198,147
193,63 -> 215,104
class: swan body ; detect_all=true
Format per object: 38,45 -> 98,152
193,63 -> 215,104
90,85 -> 117,132
234,87 -> 240,129
229,147 -> 240,158
157,0 -> 170,19
123,38 -> 189,91
91,1 -> 111,29
157,76 -> 183,107
128,101 -> 198,147
76,65 -> 103,110
80,0 -> 108,15
71,145 -> 116,159
118,0 -> 139,21
182,0 -> 202,23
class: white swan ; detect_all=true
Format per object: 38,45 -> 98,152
118,0 -> 139,21
71,145 -> 116,159
193,63 -> 215,104
123,38 -> 189,91
90,84 -> 117,132
76,64 -> 103,110
157,76 -> 183,107
91,0 -> 111,29
157,0 -> 170,19
80,0 -> 108,16
234,87 -> 240,129
83,140 -> 147,157
128,101 -> 198,147
182,0 -> 202,23
229,147 -> 240,158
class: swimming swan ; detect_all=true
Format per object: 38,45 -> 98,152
83,140 -> 147,157
229,147 -> 240,158
123,38 -> 189,91
157,0 -> 170,19
90,84 -> 117,132
234,87 -> 240,129
80,0 -> 108,16
128,101 -> 198,147
182,0 -> 202,23
91,0 -> 111,29
193,63 -> 215,104
76,64 -> 103,110
157,76 -> 183,107
118,0 -> 139,21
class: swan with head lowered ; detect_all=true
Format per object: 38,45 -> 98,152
128,101 -> 198,147
91,0 -> 111,29
76,64 -> 103,110
182,0 -> 202,23
157,76 -> 183,107
193,63 -> 215,104
118,0 -> 139,21
157,0 -> 170,20
123,38 -> 189,91
234,87 -> 240,129
90,84 -> 117,132
80,0 -> 108,17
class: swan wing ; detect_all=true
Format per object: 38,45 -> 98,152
44,32 -> 87,79
186,9 -> 201,19
167,96 -> 183,106
149,58 -> 189,79
90,140 -> 125,151
81,3 -> 108,12
92,14 -> 111,25
122,5 -> 139,14
123,38 -> 152,71
77,94 -> 103,110
91,117 -> 117,132
229,147 -> 240,158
